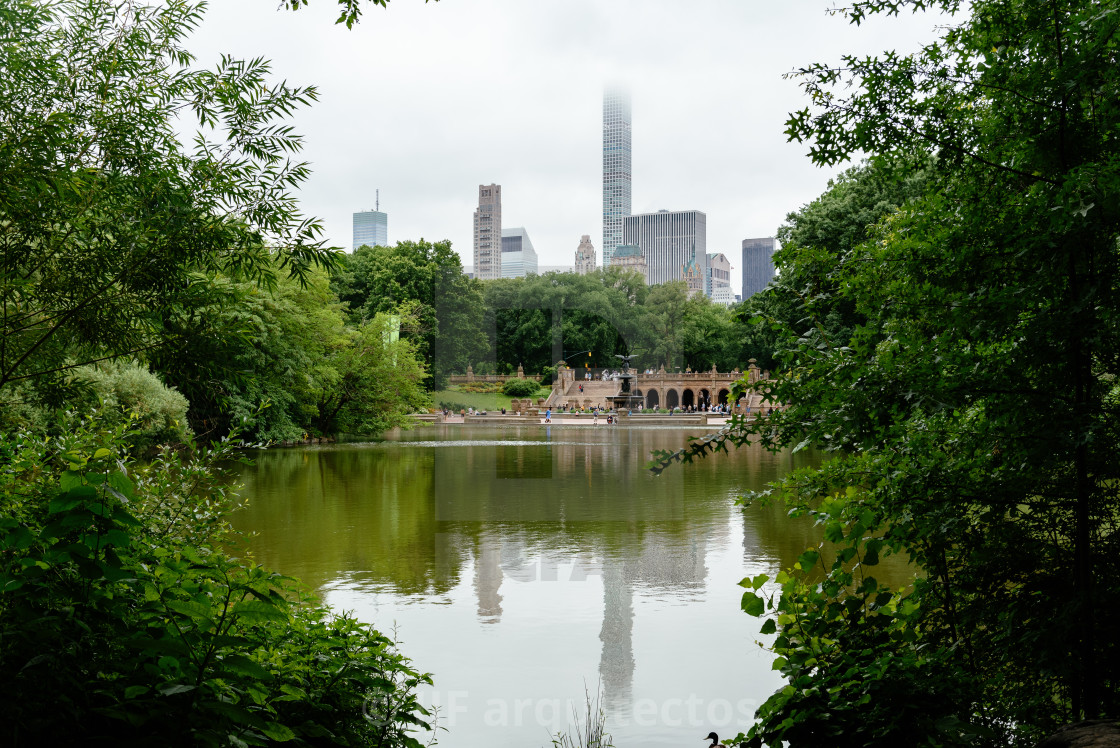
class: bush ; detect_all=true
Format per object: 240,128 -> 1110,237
70,361 -> 191,453
458,381 -> 503,394
502,378 -> 541,397
0,415 -> 432,746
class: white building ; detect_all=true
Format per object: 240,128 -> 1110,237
711,286 -> 737,306
501,227 -> 539,278
622,209 -> 706,286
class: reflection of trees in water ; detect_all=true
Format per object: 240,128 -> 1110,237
230,430 -> 908,717
229,446 -> 465,594
230,431 -> 837,592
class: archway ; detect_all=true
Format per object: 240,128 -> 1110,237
699,388 -> 711,408
646,389 -> 660,409
717,388 -> 730,406
666,389 -> 679,409
682,389 -> 695,409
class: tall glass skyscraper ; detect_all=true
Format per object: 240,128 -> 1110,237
602,89 -> 632,268
741,237 -> 777,298
352,209 -> 387,249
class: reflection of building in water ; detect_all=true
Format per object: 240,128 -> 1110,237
474,532 -> 503,622
599,561 -> 634,711
598,524 -> 721,712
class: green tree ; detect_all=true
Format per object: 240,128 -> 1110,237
658,0 -> 1120,744
0,0 -> 335,398
315,307 -> 431,435
333,240 -> 486,389
153,268 -> 429,441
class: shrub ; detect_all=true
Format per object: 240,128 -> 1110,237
458,381 -> 503,394
70,360 -> 191,453
502,378 -> 541,397
0,415 -> 432,746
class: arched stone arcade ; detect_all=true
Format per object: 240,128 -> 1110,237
666,389 -> 679,409
682,389 -> 695,409
645,389 -> 660,409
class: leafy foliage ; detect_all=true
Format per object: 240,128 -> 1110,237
332,240 -> 486,390
654,0 -> 1120,744
152,268 -> 429,441
283,0 -> 439,30
501,378 -> 543,398
69,361 -> 192,454
0,417 -> 432,746
0,0 -> 336,395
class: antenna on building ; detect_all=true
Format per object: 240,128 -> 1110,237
376,189 -> 379,212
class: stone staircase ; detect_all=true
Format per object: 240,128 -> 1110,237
548,379 -> 620,408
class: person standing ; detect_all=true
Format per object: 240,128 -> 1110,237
545,407 -> 552,423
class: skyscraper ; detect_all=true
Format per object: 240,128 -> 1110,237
741,237 -> 777,298
574,235 -> 597,275
602,89 -> 631,268
623,209 -> 706,286
473,184 -> 502,280
352,209 -> 387,249
501,227 -> 539,278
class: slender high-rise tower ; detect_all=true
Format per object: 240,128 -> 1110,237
602,89 -> 631,268
473,184 -> 502,280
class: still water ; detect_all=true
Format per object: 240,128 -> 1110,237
228,424 -> 835,747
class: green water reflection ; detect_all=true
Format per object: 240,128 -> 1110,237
228,425 -> 909,748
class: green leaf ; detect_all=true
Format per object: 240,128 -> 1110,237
760,618 -> 778,635
798,549 -> 820,570
231,599 -> 289,623
220,654 -> 273,681
158,684 -> 196,697
742,591 -> 766,617
261,722 -> 296,742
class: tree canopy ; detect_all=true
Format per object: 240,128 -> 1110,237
657,0 -> 1120,744
0,0 -> 336,396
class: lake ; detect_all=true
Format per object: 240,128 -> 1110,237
228,424 -> 843,747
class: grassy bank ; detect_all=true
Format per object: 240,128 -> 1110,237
432,385 -> 548,412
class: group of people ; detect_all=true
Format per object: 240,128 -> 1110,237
582,369 -> 624,381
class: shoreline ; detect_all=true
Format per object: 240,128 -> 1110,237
411,413 -> 748,427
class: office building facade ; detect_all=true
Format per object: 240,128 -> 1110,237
741,237 -> 777,298
473,184 -> 502,280
622,209 -> 706,286
574,235 -> 597,275
501,227 -> 539,278
602,89 -> 632,268
352,209 -> 388,249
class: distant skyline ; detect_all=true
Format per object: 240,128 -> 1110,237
187,1 -> 951,296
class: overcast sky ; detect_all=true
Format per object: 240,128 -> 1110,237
188,0 -> 951,295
